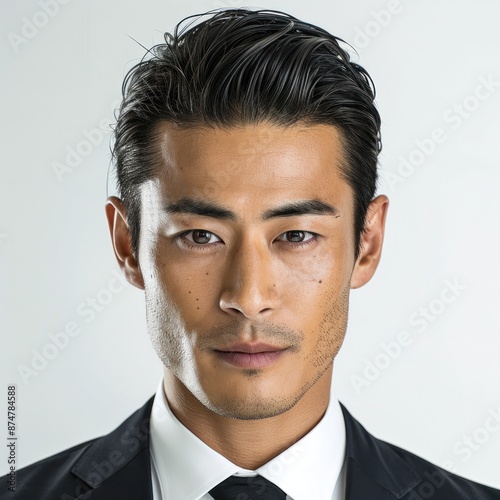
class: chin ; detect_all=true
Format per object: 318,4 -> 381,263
197,381 -> 305,421
205,397 -> 299,421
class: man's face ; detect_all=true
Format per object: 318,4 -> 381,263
138,123 -> 357,420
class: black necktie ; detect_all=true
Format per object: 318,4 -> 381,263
209,475 -> 287,499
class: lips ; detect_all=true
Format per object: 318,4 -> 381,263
213,343 -> 288,369
215,342 -> 286,354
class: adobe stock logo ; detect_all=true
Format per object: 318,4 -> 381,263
350,278 -> 467,394
381,75 -> 500,191
51,99 -> 120,182
352,0 -> 411,52
17,270 -> 127,385
439,404 -> 500,474
406,470 -> 447,500
7,0 -> 72,54
52,120 -> 110,182
452,406 -> 500,462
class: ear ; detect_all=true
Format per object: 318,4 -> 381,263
350,195 -> 389,289
105,196 -> 145,290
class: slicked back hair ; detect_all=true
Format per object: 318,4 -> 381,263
111,8 -> 382,261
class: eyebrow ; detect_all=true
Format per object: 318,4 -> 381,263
162,197 -> 340,221
263,199 -> 340,220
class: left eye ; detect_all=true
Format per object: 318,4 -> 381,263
276,231 -> 316,243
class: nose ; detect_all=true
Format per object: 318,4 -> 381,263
219,237 -> 279,320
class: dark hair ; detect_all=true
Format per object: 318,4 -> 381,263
112,8 -> 381,261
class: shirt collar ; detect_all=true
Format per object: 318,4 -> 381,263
149,379 -> 346,500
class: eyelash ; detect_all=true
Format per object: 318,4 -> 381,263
177,230 -> 320,252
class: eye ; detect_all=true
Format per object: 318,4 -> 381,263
276,231 -> 319,247
190,230 -> 218,244
178,230 -> 222,250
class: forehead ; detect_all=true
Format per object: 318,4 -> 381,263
145,121 -> 352,216
156,121 -> 345,175
155,121 -> 344,169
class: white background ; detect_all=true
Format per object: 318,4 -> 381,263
1,0 -> 500,490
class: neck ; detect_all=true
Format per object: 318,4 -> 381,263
162,365 -> 333,469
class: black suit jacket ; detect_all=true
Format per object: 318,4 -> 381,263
2,397 -> 499,499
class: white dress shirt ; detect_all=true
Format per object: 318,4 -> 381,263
149,380 -> 346,500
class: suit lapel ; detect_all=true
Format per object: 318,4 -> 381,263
340,403 -> 421,499
72,396 -> 155,500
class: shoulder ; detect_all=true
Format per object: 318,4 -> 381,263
387,438 -> 500,499
0,396 -> 155,500
339,402 -> 500,499
0,439 -> 96,500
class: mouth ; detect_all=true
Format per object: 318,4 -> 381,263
213,342 -> 289,369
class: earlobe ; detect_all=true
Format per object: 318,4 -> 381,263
105,196 -> 145,290
350,195 -> 389,290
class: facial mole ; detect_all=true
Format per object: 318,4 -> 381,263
319,280 -> 323,283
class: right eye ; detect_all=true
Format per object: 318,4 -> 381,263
177,230 -> 223,251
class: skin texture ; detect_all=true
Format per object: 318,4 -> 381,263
105,122 -> 389,469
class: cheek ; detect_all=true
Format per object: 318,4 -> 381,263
152,255 -> 222,319
281,240 -> 352,298
285,248 -> 351,357
295,275 -> 350,371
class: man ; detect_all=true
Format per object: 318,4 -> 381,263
3,7 -> 499,500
